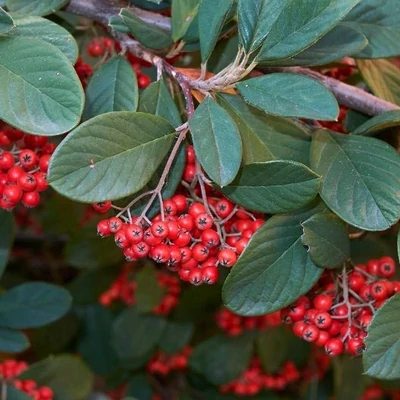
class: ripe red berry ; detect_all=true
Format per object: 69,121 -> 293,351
293,321 -> 307,338
0,152 -> 15,171
314,311 -> 332,330
370,281 -> 388,301
302,324 -> 320,342
3,184 -> 22,203
188,269 -> 203,285
201,229 -> 220,248
315,330 -> 330,347
19,149 -> 38,169
108,217 -> 123,233
202,266 -> 219,284
87,39 -> 105,57
347,338 -> 365,356
38,154 -> 51,173
163,200 -> 178,216
138,74 -> 151,89
132,241 -> 150,258
151,243 -> 170,263
171,195 -> 187,212
21,191 -> 40,208
218,248 -> 237,268
313,294 -> 333,311
188,202 -> 206,217
192,244 -> 210,262
92,201 -> 112,213
114,229 -> 130,249
178,214 -> 194,231
195,213 -> 213,230
325,338 -> 344,356
18,173 -> 37,192
366,259 -> 380,275
7,166 -> 24,183
97,220 -> 111,237
215,199 -> 234,218
379,256 -> 396,278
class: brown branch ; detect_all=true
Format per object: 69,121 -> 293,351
260,66 -> 400,116
66,0 -> 400,117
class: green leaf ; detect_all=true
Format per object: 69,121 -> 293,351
20,355 -> 94,400
77,305 -> 118,377
0,327 -> 29,353
29,314 -> 79,359
108,15 -> 130,34
0,282 -> 72,329
6,386 -> 31,400
189,97 -> 242,186
217,93 -> 311,165
268,24 -> 367,67
345,110 -> 370,133
6,0 -> 69,16
126,374 -> 153,400
364,293 -> 400,379
237,0 -> 288,53
301,212 -> 350,269
189,334 -> 253,385
343,0 -> 400,58
0,37 -> 83,135
139,78 -> 182,128
48,112 -> 176,203
357,59 -> 400,106
120,8 -> 173,50
256,0 -> 362,61
0,210 -> 14,279
198,0 -> 234,62
257,325 -> 310,373
136,265 -> 166,313
171,0 -> 199,41
222,161 -> 320,214
159,321 -> 194,354
65,221 -> 123,269
352,110 -> 400,136
7,16 -> 78,63
112,307 -> 166,360
310,130 -> 400,231
237,74 -> 339,121
334,357 -> 366,400
222,203 -> 324,316
0,6 -> 14,33
83,56 -> 138,120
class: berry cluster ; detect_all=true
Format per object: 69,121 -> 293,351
147,347 -> 192,376
86,37 -> 152,89
283,257 -> 399,357
0,360 -> 53,400
0,125 -> 55,210
361,384 -> 400,400
99,265 -> 181,316
95,146 -> 264,285
215,307 -> 281,336
74,56 -> 93,88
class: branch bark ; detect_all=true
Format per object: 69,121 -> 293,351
65,0 -> 400,117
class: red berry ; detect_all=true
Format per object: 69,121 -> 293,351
188,269 -> 203,285
21,191 -> 40,208
87,39 -> 104,57
92,201 -> 112,213
379,256 -> 396,278
202,266 -> 219,284
178,214 -> 194,231
201,229 -> 220,248
138,74 -> 151,89
215,199 -> 234,218
39,154 -> 51,173
3,184 -> 22,203
313,294 -> 333,311
218,248 -> 237,268
325,338 -> 344,356
366,259 -> 380,275
132,241 -> 150,258
125,224 -> 144,243
0,152 -> 15,171
302,324 -> 320,342
183,165 -> 196,182
18,173 -> 37,192
19,149 -> 38,170
97,220 -> 111,237
33,172 -> 48,192
370,281 -> 388,301
114,229 -> 130,249
108,217 -> 123,233
192,244 -> 210,262
188,202 -> 206,217
186,146 -> 196,164
293,321 -> 307,338
7,166 -> 24,183
151,243 -> 170,263
315,330 -> 330,347
171,195 -> 187,212
314,311 -> 332,330
195,213 -> 213,230
163,200 -> 178,216
347,337 -> 365,356
151,221 -> 169,239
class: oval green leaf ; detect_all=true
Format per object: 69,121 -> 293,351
0,6 -> 14,33
0,282 -> 72,329
363,293 -> 400,379
343,0 -> 400,58
189,334 -> 253,385
20,355 -> 94,400
352,110 -> 400,136
171,0 -> 199,41
112,307 -> 166,360
6,0 -> 68,16
222,161 -> 320,214
48,112 -> 176,203
83,55 -> 138,120
256,0 -> 361,61
222,204 -> 324,316
8,16 -> 78,63
0,327 -> 29,353
199,0 -> 234,62
159,321 -> 194,355
237,74 -> 339,121
217,93 -> 311,166
0,36 -> 83,135
301,211 -> 350,269
310,130 -> 400,231
189,97 -> 242,186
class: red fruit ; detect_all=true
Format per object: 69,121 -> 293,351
180,247 -> 192,264
181,258 -> 198,271
348,271 -> 366,292
0,152 -> 15,171
288,304 -> 306,322
87,39 -> 104,57
202,266 -> 219,284
125,224 -> 144,243
334,305 -> 349,317
302,325 -> 320,342
18,173 -> 37,192
292,321 -> 307,339
347,337 -> 365,356
151,243 -> 170,263
316,330 -> 330,347
325,338 -> 344,356
360,284 -> 373,301
314,311 -> 332,330
7,166 -> 24,183
358,313 -> 373,330
3,184 -> 22,203
218,248 -> 237,268
366,259 -> 380,276
313,294 -> 333,311
328,320 -> 342,337
171,194 -> 187,212
174,231 -> 191,247
19,149 -> 38,169
144,229 -> 162,246
186,146 -> 196,164
33,172 -> 48,192
97,220 -> 111,237
0,132 -> 12,147
167,220 -> 180,240
132,241 -> 150,258
195,212 -> 213,230
188,269 -> 203,285
108,217 -> 123,233
92,201 -> 112,213
252,219 -> 264,231
39,154 -> 51,172
114,229 -> 130,249
201,229 -> 220,248
304,309 -> 318,324
215,199 -> 234,218
370,281 -> 388,301
235,238 -> 249,254
138,74 -> 151,89
379,256 -> 396,278
151,221 -> 169,239
21,191 -> 40,208
188,202 -> 206,217
167,245 -> 182,266
163,199 -> 178,216
192,244 -> 209,262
